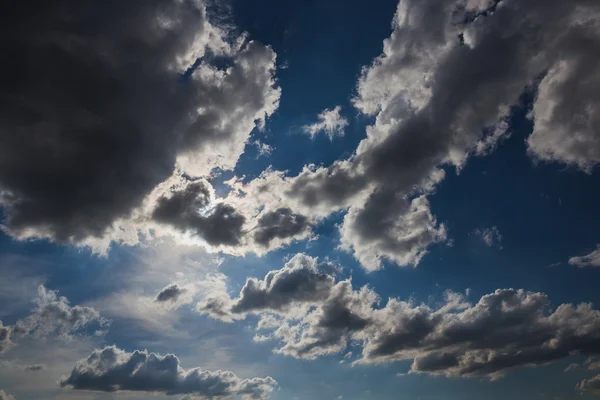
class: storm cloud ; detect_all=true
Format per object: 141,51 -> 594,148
0,0 -> 280,244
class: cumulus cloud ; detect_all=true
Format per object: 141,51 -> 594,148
303,106 -> 349,140
221,0 -> 600,271
0,0 -> 280,246
151,179 -> 245,247
569,245 -> 600,268
197,253 -> 335,320
339,193 -> 447,271
201,254 -> 600,378
0,390 -> 16,400
60,346 -> 277,399
473,226 -> 503,248
1,285 -> 108,355
578,374 -> 600,396
252,208 -> 312,248
12,285 -> 108,339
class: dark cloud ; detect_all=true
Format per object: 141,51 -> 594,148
60,346 -> 277,399
201,255 -> 600,378
579,374 -> 600,396
155,284 -> 186,303
198,254 -> 335,318
0,0 -> 279,243
23,364 -> 46,372
253,208 -> 311,247
0,320 -> 12,354
275,281 -> 377,360
152,180 -> 245,246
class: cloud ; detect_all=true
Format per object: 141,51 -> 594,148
339,193 -> 447,271
473,226 -> 503,248
151,179 -> 245,247
0,0 -> 280,246
200,255 -> 600,378
527,42 -> 600,172
569,245 -> 600,268
0,390 -> 16,400
0,321 -> 12,354
60,346 -> 277,399
578,374 -> 600,396
155,284 -> 187,303
303,106 -> 349,140
12,285 -> 109,339
23,364 -> 46,372
222,0 -> 600,271
1,285 -> 108,355
197,253 -> 335,320
252,208 -> 312,248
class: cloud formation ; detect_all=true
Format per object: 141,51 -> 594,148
198,253 -> 335,320
60,346 -> 277,399
252,208 -> 312,248
578,374 -> 600,396
303,106 -> 349,140
152,179 -> 245,247
0,0 -> 280,245
222,0 -> 600,270
569,245 -> 600,268
0,390 -> 16,400
1,285 -> 107,355
201,255 -> 600,378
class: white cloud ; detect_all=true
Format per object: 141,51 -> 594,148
303,106 -> 349,140
569,244 -> 600,268
473,226 -> 503,248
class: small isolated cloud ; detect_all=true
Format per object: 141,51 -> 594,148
473,226 -> 503,248
303,106 -> 349,140
60,346 -> 277,399
569,244 -> 600,268
253,141 -> 274,158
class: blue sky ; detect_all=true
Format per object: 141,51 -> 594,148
1,0 -> 600,399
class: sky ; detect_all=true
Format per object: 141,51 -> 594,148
1,0 -> 600,399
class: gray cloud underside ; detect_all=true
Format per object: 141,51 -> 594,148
60,346 -> 277,399
155,284 -> 187,303
579,374 -> 600,396
0,0 -> 279,243
200,255 -> 600,378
